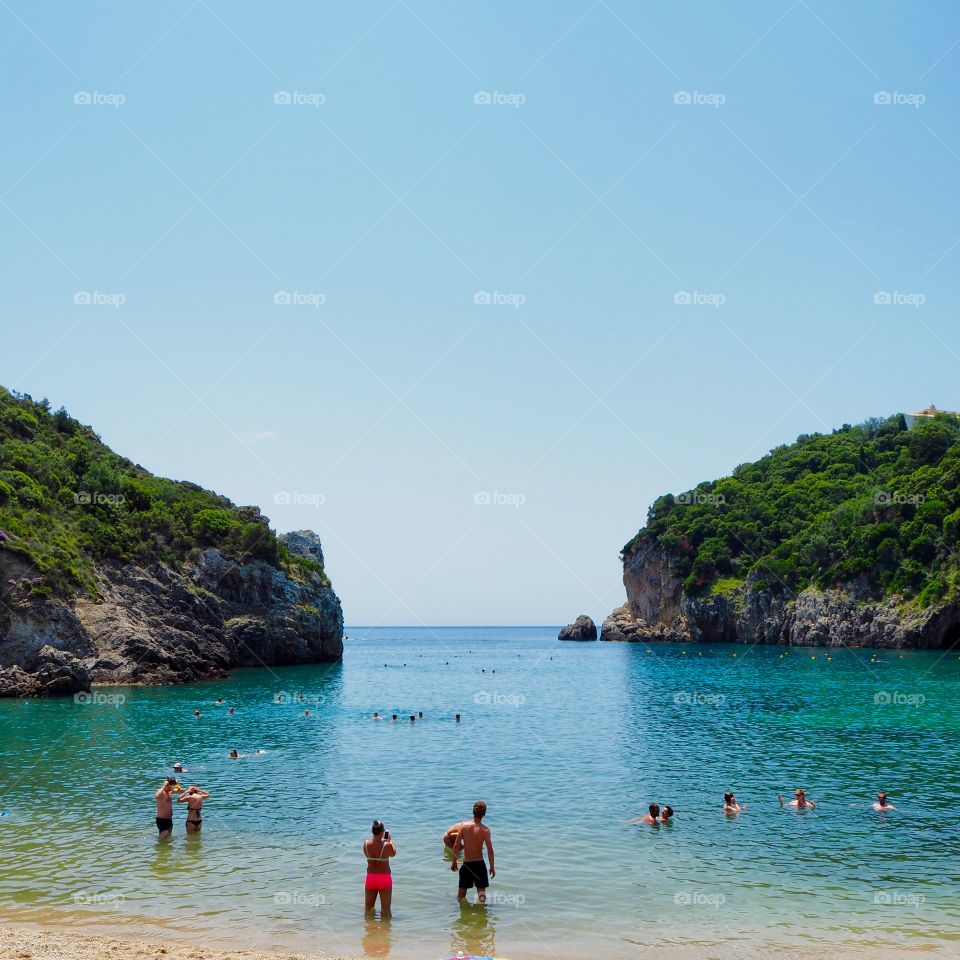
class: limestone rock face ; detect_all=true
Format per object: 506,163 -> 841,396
601,539 -> 960,649
0,530 -> 343,696
558,614 -> 598,641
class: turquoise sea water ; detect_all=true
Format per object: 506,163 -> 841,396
1,627 -> 959,960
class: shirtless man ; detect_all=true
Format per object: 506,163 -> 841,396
155,777 -> 179,837
779,789 -> 816,809
872,791 -> 896,811
639,803 -> 660,825
448,801 -> 495,903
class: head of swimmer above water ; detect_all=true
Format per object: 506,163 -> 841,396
649,803 -> 660,818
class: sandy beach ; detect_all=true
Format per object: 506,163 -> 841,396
0,927 -> 359,960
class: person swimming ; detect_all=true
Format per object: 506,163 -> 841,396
660,805 -> 674,822
640,803 -> 660,825
779,789 -> 816,809
172,762 -> 185,774
372,712 -> 382,720
723,791 -> 747,813
177,785 -> 209,833
455,713 -> 461,723
390,714 -> 398,722
228,749 -> 239,759
873,791 -> 896,811
363,820 -> 396,914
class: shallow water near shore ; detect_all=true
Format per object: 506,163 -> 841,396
1,627 -> 959,960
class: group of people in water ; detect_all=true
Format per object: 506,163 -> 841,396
632,788 -> 895,825
362,801 -> 495,914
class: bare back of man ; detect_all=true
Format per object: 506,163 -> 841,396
449,801 -> 495,903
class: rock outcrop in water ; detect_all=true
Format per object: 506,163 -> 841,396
0,387 -> 343,696
603,415 -> 960,650
558,614 -> 598,641
0,530 -> 343,696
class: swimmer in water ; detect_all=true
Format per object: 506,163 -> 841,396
639,803 -> 660,825
228,707 -> 235,716
216,697 -> 223,705
723,791 -> 747,814
172,762 -> 185,774
391,714 -> 398,722
455,713 -> 461,723
409,715 -> 415,723
872,791 -> 896,811
193,709 -> 200,718
779,789 -> 816,809
418,711 -> 424,719
372,712 -> 382,720
177,785 -> 210,834
228,749 -> 239,759
660,805 -> 674,823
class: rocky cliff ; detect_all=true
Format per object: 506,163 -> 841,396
0,530 -> 343,696
602,414 -> 960,649
601,531 -> 960,649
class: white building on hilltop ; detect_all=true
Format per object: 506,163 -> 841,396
905,404 -> 960,429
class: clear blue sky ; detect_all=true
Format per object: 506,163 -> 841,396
3,1 -> 959,625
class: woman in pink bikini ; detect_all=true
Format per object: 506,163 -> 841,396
363,820 -> 396,913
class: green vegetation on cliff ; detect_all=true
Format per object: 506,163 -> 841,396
623,414 -> 960,607
0,387 -> 328,594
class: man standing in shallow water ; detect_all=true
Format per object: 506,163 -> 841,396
449,800 -> 495,903
155,777 -> 179,837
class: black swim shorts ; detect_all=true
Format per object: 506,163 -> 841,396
156,817 -> 174,834
458,860 -> 489,889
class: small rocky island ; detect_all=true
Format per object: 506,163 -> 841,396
0,388 -> 342,696
558,615 -> 597,641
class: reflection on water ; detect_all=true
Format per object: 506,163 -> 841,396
363,914 -> 392,958
450,901 -> 497,958
1,628 -> 959,960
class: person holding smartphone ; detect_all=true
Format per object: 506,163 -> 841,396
363,820 -> 396,913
